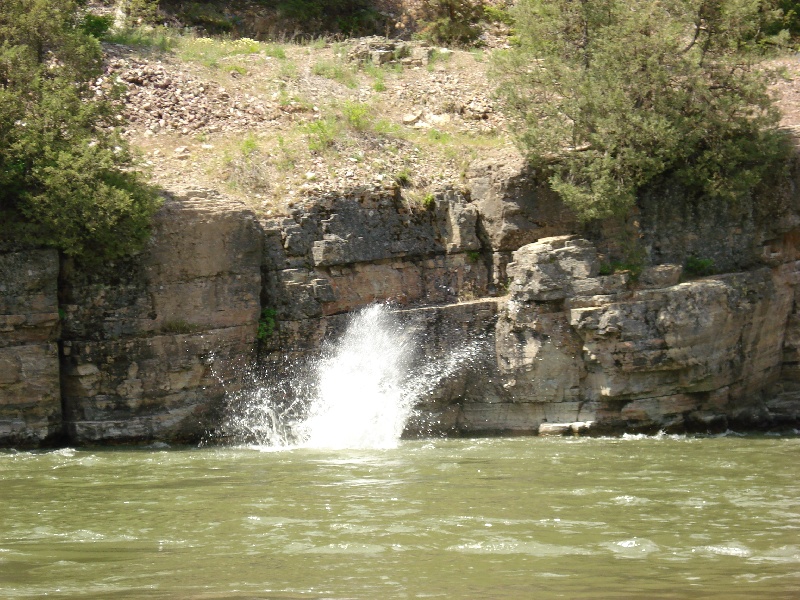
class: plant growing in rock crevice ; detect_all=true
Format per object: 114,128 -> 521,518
257,308 -> 278,340
684,256 -> 716,278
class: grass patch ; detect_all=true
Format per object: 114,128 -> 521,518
341,101 -> 372,130
363,59 -> 403,91
312,58 -> 358,88
278,60 -> 299,80
104,26 -> 179,51
178,36 -> 263,68
162,320 -> 195,334
263,44 -> 288,59
275,135 -> 299,171
394,168 -> 412,187
427,48 -> 453,71
373,119 -> 400,136
224,133 -> 270,192
427,128 -> 453,144
303,117 -> 340,152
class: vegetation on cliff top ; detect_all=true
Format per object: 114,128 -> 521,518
493,0 -> 794,222
0,0 -> 160,263
1,0 -> 797,259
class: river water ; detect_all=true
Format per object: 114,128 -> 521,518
1,435 -> 798,599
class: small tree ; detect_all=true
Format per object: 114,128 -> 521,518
399,0 -> 486,45
0,0 -> 160,263
493,0 -> 792,221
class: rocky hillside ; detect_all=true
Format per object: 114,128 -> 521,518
98,26 -> 513,216
94,12 -> 800,217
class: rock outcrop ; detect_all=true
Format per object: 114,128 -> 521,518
3,156 -> 800,446
58,190 -> 262,444
0,250 -> 61,445
488,236 -> 796,434
259,188 -> 488,356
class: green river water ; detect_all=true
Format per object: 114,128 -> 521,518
1,435 -> 798,599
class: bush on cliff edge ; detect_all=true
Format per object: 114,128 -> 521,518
0,0 -> 160,263
493,0 -> 793,222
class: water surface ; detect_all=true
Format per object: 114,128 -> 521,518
1,436 -> 798,598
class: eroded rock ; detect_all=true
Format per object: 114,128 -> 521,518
0,250 -> 61,447
59,191 -> 262,444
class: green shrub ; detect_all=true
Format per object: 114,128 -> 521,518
493,0 -> 792,222
303,118 -> 339,152
483,4 -> 514,25
598,262 -> 614,276
257,308 -> 277,340
342,101 -> 371,130
119,0 -> 159,27
273,0 -> 383,35
415,0 -> 485,46
177,2 -> 235,34
0,0 -> 161,264
685,256 -> 716,277
770,1 -> 800,40
80,13 -> 113,38
422,193 -> 436,210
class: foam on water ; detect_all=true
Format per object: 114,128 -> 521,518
221,304 -> 484,450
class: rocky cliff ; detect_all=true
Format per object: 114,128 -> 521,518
0,250 -> 61,445
2,153 -> 800,446
57,190 -> 262,444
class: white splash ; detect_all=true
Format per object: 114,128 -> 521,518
297,304 -> 416,449
221,303 -> 484,450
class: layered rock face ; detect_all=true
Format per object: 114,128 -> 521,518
2,152 -> 800,446
0,251 -> 61,445
259,188 -> 488,358
486,236 -> 797,434
57,191 -> 262,444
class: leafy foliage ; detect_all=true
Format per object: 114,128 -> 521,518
257,308 -> 277,340
406,0 -> 486,45
80,13 -> 113,38
272,0 -> 384,36
685,255 -> 716,277
0,0 -> 160,263
493,0 -> 792,222
119,0 -> 160,27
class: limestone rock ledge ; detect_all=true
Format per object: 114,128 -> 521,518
58,190 -> 262,444
478,236 -> 800,434
0,250 -> 61,445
